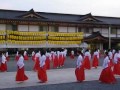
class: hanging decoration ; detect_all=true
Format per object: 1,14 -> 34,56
0,30 -> 83,47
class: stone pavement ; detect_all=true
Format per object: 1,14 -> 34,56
0,66 -> 109,89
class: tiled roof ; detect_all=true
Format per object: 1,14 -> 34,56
0,9 -> 120,25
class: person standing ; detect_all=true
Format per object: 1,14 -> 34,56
15,51 -> 20,61
16,51 -> 28,82
70,50 -> 74,59
113,50 -> 120,75
75,50 -> 85,82
83,49 -> 91,70
33,50 -> 41,71
6,51 -> 10,61
32,51 -> 35,61
99,52 -> 116,84
0,52 -> 7,72
37,50 -> 47,83
92,49 -> 99,68
45,50 -> 51,70
108,49 -> 114,67
53,51 -> 58,68
24,51 -> 29,60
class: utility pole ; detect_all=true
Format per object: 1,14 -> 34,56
108,25 -> 111,49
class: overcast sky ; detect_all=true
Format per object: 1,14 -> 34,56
0,0 -> 120,17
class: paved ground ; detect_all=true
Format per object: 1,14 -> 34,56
0,67 -> 120,90
2,79 -> 120,90
7,56 -> 104,72
1,56 -> 120,90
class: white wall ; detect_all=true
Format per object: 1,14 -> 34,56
68,27 -> 76,32
18,25 -> 28,31
0,24 -> 6,30
117,29 -> 120,37
117,29 -> 120,34
29,25 -> 39,32
48,26 -> 51,32
93,28 -> 101,32
101,28 -> 108,37
59,27 -> 67,32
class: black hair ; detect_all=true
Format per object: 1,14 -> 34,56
41,50 -> 46,56
77,50 -> 83,56
105,52 -> 108,56
19,50 -> 24,56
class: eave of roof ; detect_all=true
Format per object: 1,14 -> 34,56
0,9 -> 120,25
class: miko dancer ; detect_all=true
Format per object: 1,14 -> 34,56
32,51 -> 35,61
53,51 -> 58,68
6,51 -> 10,61
33,50 -> 41,71
15,51 -> 20,61
113,50 -> 120,75
83,49 -> 91,70
70,50 -> 74,59
99,52 -> 116,84
75,50 -> 85,82
45,50 -> 51,70
108,49 -> 114,67
16,51 -> 28,83
0,52 -> 7,72
24,51 -> 29,60
92,49 -> 99,68
37,50 -> 47,83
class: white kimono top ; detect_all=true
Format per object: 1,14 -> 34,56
40,55 -> 46,67
17,56 -> 24,69
76,55 -> 83,68
2,54 -> 6,64
102,56 -> 110,69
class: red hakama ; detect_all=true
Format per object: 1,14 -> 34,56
15,55 -> 20,61
109,59 -> 114,67
53,55 -> 58,68
0,62 -> 7,72
99,67 -> 116,84
61,55 -> 65,66
6,56 -> 10,61
75,65 -> 85,82
70,54 -> 74,59
16,67 -> 28,81
32,55 -> 35,61
24,55 -> 29,60
33,57 -> 40,71
83,56 -> 91,69
113,61 -> 120,75
59,54 -> 63,67
92,55 -> 99,68
37,65 -> 47,82
45,56 -> 50,70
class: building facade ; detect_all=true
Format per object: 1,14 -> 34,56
0,9 -> 120,50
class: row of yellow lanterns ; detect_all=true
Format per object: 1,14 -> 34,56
0,36 -> 5,40
0,40 -> 5,44
1,30 -> 83,37
0,40 -> 81,45
48,36 -> 83,41
48,32 -> 83,36
48,41 -> 81,45
7,30 -> 46,36
7,40 -> 46,45
8,35 -> 46,40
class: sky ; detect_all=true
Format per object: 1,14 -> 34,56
0,0 -> 120,17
